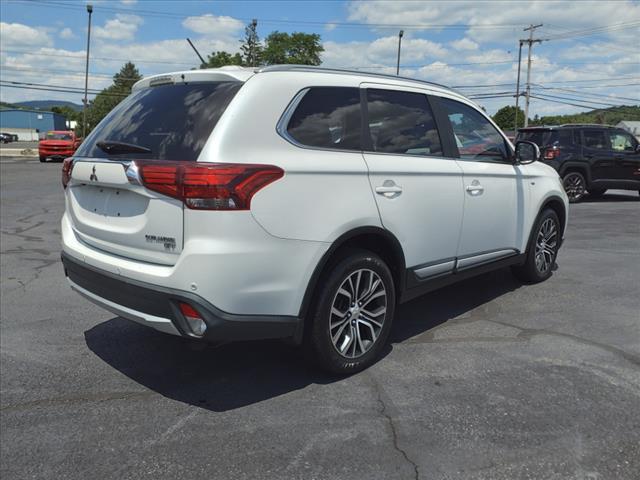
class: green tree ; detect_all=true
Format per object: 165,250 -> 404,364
262,31 -> 323,65
83,62 -> 142,136
200,51 -> 243,69
492,105 -> 527,130
50,105 -> 79,123
240,20 -> 262,67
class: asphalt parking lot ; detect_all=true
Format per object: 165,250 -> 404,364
1,156 -> 639,480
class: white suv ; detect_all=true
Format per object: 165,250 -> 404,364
61,66 -> 568,373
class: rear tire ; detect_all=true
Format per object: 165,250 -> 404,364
306,249 -> 395,374
512,209 -> 560,284
562,171 -> 586,203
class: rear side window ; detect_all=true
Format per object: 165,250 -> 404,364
365,89 -> 441,155
76,82 -> 242,161
440,98 -> 509,162
286,87 -> 362,151
582,130 -> 609,150
517,130 -> 553,146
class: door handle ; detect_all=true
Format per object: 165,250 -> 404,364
466,181 -> 484,194
375,180 -> 402,198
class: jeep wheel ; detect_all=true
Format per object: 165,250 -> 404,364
307,249 -> 395,374
563,172 -> 586,203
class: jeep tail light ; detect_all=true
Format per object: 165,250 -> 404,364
138,161 -> 284,210
62,157 -> 74,188
178,302 -> 207,337
544,147 -> 561,160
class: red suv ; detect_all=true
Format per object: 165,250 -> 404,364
39,131 -> 82,162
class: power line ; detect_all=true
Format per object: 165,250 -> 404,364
0,82 -> 127,98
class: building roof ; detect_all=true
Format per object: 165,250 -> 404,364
0,109 -> 59,115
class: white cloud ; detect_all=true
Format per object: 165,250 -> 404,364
59,27 -> 76,40
121,0 -> 137,4
93,14 -> 143,42
182,14 -> 244,39
0,22 -> 53,48
451,38 -> 478,51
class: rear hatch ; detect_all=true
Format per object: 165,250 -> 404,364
67,79 -> 243,265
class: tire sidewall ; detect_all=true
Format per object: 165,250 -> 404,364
563,171 -> 586,203
309,250 -> 396,374
524,209 -> 560,282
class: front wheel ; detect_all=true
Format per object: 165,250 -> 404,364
512,209 -> 560,283
563,171 -> 586,203
306,249 -> 395,374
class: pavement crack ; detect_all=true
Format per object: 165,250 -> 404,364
369,374 -> 420,480
487,319 -> 640,368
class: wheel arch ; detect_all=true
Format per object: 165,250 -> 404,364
297,226 -> 406,326
538,195 -> 568,243
559,162 -> 591,185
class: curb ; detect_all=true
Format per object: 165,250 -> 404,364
0,148 -> 38,158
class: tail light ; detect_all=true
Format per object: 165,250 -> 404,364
62,157 -> 74,188
544,147 -> 561,160
178,302 -> 207,336
138,161 -> 284,210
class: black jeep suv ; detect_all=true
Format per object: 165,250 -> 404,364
516,124 -> 640,202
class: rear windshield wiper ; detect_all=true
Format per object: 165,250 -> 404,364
96,140 -> 151,154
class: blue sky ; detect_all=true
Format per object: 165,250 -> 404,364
1,0 -> 639,116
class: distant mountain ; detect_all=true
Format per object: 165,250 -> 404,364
12,100 -> 83,112
532,105 -> 640,127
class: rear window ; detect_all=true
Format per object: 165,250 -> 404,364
285,87 -> 362,151
517,129 -> 555,146
47,132 -> 73,140
76,82 -> 242,161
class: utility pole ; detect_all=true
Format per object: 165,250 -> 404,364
522,23 -> 543,128
514,40 -> 523,134
82,4 -> 93,139
396,30 -> 404,76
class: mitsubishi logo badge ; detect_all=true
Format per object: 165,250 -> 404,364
90,165 -> 98,182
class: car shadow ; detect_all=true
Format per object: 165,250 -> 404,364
85,268 -> 524,412
582,191 -> 639,203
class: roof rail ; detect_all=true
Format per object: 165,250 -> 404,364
255,65 -> 455,93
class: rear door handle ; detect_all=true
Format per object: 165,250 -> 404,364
466,181 -> 484,194
375,180 -> 402,198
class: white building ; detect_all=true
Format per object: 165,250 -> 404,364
616,121 -> 640,139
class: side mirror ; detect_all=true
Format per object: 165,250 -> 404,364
514,140 -> 540,164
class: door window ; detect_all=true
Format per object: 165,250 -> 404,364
439,98 -> 509,163
582,130 -> 609,150
365,89 -> 442,156
286,87 -> 362,151
608,131 -> 636,151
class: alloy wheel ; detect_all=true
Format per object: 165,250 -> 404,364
535,218 -> 558,274
329,269 -> 387,359
563,173 -> 585,201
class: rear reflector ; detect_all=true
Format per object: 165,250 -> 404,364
179,302 -> 207,337
138,161 -> 284,210
62,157 -> 74,188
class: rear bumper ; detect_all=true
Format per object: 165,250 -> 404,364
62,251 -> 301,342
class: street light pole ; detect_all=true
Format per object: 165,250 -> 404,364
82,4 -> 93,138
396,30 -> 404,76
